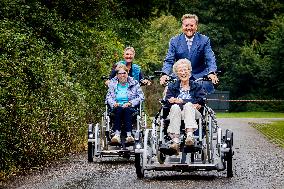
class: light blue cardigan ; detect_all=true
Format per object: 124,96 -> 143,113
105,76 -> 144,108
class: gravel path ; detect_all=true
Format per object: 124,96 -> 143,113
1,118 -> 284,189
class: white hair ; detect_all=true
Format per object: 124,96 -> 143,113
173,58 -> 192,75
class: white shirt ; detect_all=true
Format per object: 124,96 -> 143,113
185,35 -> 194,52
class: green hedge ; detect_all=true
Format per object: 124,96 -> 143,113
0,4 -> 124,179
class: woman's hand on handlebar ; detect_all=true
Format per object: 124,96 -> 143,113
193,103 -> 202,110
113,103 -> 119,108
160,75 -> 170,85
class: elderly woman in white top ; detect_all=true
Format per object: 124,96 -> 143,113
164,58 -> 206,153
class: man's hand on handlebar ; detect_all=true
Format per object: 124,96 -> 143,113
141,79 -> 151,86
208,73 -> 219,84
160,75 -> 170,85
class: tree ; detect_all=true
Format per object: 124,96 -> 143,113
263,14 -> 284,99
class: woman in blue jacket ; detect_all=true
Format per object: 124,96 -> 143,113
164,58 -> 206,154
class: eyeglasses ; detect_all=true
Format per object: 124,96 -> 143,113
177,69 -> 190,73
118,72 -> 127,75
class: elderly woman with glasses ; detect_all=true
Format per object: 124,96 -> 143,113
164,58 -> 206,153
106,64 -> 145,143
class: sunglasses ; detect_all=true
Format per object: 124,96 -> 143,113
117,72 -> 127,75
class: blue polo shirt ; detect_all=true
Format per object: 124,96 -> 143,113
115,83 -> 129,105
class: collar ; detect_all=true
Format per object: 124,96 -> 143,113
172,79 -> 197,90
185,34 -> 195,42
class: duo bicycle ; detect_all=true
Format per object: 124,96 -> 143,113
87,74 -> 234,178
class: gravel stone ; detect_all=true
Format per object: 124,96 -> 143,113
1,118 -> 284,189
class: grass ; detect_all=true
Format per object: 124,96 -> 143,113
216,112 -> 284,118
215,111 -> 284,148
215,112 -> 284,148
252,121 -> 284,148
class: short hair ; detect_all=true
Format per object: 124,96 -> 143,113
181,14 -> 199,25
124,46 -> 135,56
115,63 -> 129,73
173,58 -> 192,75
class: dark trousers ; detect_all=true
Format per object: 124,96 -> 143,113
112,106 -> 135,133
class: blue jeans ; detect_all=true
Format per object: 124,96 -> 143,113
112,106 -> 136,133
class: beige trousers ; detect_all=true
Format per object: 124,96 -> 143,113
167,102 -> 201,135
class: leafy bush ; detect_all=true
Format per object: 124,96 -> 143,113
135,15 -> 180,116
0,2 -> 124,179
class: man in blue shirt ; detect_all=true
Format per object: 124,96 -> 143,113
160,14 -> 219,94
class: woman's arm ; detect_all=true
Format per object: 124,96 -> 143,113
105,83 -> 117,108
128,82 -> 145,107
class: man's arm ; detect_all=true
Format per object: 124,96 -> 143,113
204,37 -> 217,74
162,37 -> 176,75
203,37 -> 218,84
160,37 -> 177,85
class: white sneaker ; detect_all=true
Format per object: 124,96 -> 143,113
111,135 -> 121,143
185,136 -> 194,146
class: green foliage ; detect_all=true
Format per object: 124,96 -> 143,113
135,15 -> 180,115
223,14 -> 284,111
0,1 -> 124,179
169,0 -> 284,42
142,81 -> 164,117
164,0 -> 284,112
0,18 -> 87,177
263,14 -> 284,98
1,0 -> 284,180
136,15 -> 180,74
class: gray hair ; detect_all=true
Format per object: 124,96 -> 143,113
181,14 -> 199,25
115,63 -> 129,73
124,46 -> 135,55
173,58 -> 192,75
